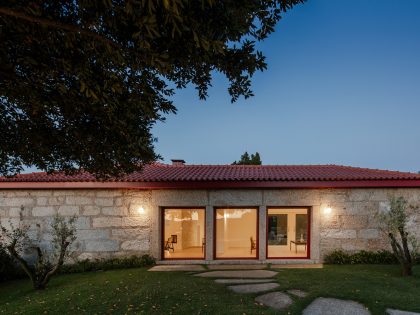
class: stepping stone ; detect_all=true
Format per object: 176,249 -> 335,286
149,265 -> 205,272
228,283 -> 279,294
195,270 -> 277,278
287,289 -> 308,298
302,298 -> 371,315
387,309 -> 420,315
271,264 -> 323,269
207,264 -> 266,270
255,292 -> 293,310
215,279 -> 272,284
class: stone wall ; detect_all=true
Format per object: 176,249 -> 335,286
1,188 -> 419,263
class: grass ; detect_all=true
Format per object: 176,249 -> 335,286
0,265 -> 419,315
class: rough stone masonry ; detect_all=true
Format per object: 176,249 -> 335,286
0,188 -> 419,263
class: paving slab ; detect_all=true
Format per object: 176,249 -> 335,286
387,309 -> 420,315
287,289 -> 308,298
215,279 -> 273,284
255,292 -> 293,310
207,264 -> 267,270
149,265 -> 205,272
302,297 -> 371,315
271,264 -> 323,269
228,282 -> 279,294
194,270 -> 278,278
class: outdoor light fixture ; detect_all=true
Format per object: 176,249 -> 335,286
324,206 -> 332,215
137,206 -> 145,214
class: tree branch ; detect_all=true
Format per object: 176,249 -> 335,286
6,241 -> 35,285
0,7 -> 121,50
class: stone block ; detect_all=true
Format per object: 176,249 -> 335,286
0,208 -> 5,216
152,190 -> 207,206
111,228 -> 149,239
32,206 -> 55,217
48,196 -> 65,206
96,190 -> 124,198
0,197 -> 35,207
209,190 -> 262,206
102,206 -> 126,216
338,215 -> 368,229
65,196 -> 92,205
95,198 -> 114,207
358,229 -> 379,239
82,205 -> 101,216
76,229 -> 110,240
122,217 -> 149,227
0,218 -> 20,230
36,197 -> 49,206
320,229 -> 357,239
121,239 -> 149,251
92,217 -> 122,228
75,217 -> 91,229
58,205 -> 80,216
84,240 -> 119,252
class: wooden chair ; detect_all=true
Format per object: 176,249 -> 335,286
164,235 -> 177,252
250,236 -> 257,254
202,237 -> 206,253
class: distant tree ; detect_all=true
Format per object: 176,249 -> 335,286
232,151 -> 262,165
376,197 -> 419,277
0,0 -> 305,178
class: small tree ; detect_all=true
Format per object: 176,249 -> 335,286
377,197 -> 418,276
232,151 -> 262,165
0,207 -> 77,289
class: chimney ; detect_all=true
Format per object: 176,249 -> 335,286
171,159 -> 186,166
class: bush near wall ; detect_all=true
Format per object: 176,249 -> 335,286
0,253 -> 156,283
324,250 -> 420,265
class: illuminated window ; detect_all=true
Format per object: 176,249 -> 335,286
267,208 -> 309,258
163,208 -> 205,259
215,208 -> 258,259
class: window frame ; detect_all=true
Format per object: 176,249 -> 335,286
161,206 -> 206,260
213,206 -> 259,260
266,206 -> 311,260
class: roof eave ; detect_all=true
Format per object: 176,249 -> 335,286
2,180 -> 420,189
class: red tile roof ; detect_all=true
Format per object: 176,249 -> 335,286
1,164 -> 420,188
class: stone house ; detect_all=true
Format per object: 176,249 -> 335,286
1,161 -> 420,264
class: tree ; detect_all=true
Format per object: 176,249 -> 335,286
232,151 -> 262,165
0,208 -> 77,289
0,0 -> 305,178
376,197 -> 419,276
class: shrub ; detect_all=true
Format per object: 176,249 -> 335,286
0,245 -> 24,282
60,254 -> 156,274
324,250 -> 402,265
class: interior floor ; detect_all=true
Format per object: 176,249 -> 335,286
164,247 -> 204,259
216,247 -> 257,258
267,245 -> 307,258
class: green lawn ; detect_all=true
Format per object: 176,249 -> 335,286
0,265 -> 419,315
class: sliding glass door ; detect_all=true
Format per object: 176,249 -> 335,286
215,208 -> 258,259
162,208 -> 205,259
267,208 -> 310,258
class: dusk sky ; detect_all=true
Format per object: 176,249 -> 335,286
153,0 -> 420,172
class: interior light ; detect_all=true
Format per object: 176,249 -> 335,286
138,206 -> 145,214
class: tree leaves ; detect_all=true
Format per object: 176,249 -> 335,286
0,0 -> 305,177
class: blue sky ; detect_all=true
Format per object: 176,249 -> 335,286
153,0 -> 420,172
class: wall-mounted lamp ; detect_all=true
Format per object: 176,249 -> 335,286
323,206 -> 332,215
137,206 -> 145,215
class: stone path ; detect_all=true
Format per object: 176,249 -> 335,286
228,282 -> 280,294
149,265 -> 205,272
386,310 -> 420,315
255,292 -> 293,310
214,279 -> 272,284
302,298 -> 371,315
194,270 -> 277,278
207,264 -> 267,270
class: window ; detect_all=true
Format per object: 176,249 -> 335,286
215,208 -> 258,259
162,208 -> 205,259
267,208 -> 310,258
